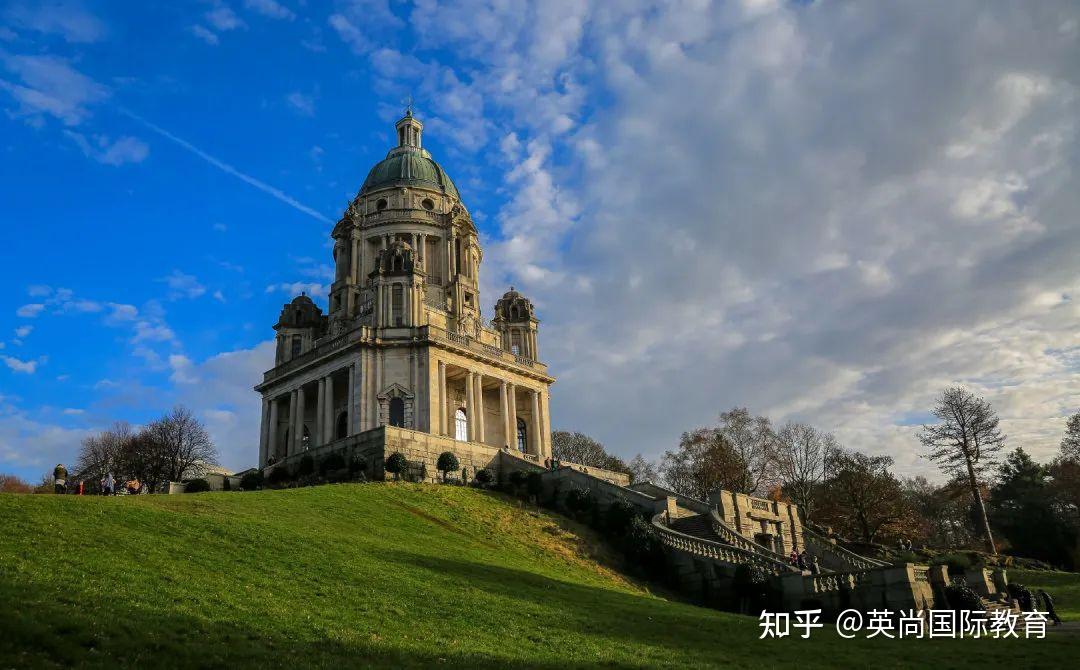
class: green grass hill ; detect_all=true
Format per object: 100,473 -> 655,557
0,484 -> 1075,668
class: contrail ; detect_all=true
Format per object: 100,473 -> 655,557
118,108 -> 332,224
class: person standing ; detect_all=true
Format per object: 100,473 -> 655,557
53,463 -> 67,494
1038,589 -> 1062,626
102,472 -> 115,496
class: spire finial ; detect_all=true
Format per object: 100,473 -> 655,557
403,93 -> 414,117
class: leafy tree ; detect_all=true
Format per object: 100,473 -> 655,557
901,476 -> 979,549
918,386 -> 1005,554
475,468 -> 493,485
1060,411 -> 1080,463
660,428 -> 751,500
988,448 -> 1076,568
436,451 -> 460,482
385,452 -> 407,481
551,431 -> 630,475
820,449 -> 907,543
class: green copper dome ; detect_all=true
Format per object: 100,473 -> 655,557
359,146 -> 459,200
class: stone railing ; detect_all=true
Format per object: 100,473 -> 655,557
424,325 -> 545,374
807,567 -> 877,595
362,208 -> 444,226
263,328 -> 358,383
802,526 -> 889,571
652,514 -> 799,575
707,509 -> 789,559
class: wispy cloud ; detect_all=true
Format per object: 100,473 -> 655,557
0,53 -> 108,126
16,304 -> 44,318
286,91 -> 315,116
2,355 -> 41,374
244,0 -> 295,21
117,108 -> 332,223
63,130 -> 149,165
159,270 -> 206,300
2,1 -> 107,43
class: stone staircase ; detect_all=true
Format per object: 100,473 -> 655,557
669,513 -> 726,543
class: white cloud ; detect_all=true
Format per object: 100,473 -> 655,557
169,354 -> 199,384
27,285 -> 52,297
14,326 -> 32,338
0,53 -> 108,126
159,270 -> 207,300
63,131 -> 150,166
2,1 -> 107,43
244,0 -> 294,21
265,281 -> 327,298
205,6 -> 245,32
62,408 -> 84,415
286,91 -> 316,116
189,24 -> 219,45
16,304 -> 44,318
3,356 -> 39,374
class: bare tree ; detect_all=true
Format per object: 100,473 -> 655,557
626,454 -> 660,484
551,431 -> 629,474
917,386 -> 1004,554
717,407 -> 776,495
144,406 -> 219,484
75,422 -> 134,481
1060,410 -> 1080,463
774,422 -> 829,521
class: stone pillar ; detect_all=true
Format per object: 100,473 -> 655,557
325,374 -> 335,442
507,383 -> 517,448
267,397 -> 279,464
348,363 -> 356,436
437,361 -> 447,435
259,397 -> 270,467
499,380 -> 509,449
530,389 -> 541,456
293,387 -> 305,453
465,372 -> 476,441
374,349 -> 382,426
315,378 -> 326,444
475,372 -> 485,443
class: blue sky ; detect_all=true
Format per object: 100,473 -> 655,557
2,1 -> 1079,483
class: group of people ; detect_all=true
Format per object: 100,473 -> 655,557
897,538 -> 916,552
51,463 -> 144,495
788,549 -> 821,574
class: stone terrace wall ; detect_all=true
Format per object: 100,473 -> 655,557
383,426 -> 504,482
558,461 -> 631,486
541,466 -> 670,517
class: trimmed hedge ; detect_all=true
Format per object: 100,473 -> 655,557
436,452 -> 460,481
319,453 -> 347,475
239,472 -> 262,491
385,452 -> 407,480
185,478 -> 211,493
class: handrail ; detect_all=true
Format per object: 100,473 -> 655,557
801,526 -> 889,570
652,513 -> 799,574
707,509 -> 790,559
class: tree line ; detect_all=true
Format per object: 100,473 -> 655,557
553,387 -> 1080,570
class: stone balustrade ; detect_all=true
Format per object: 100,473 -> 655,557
801,526 -> 889,571
652,513 -> 799,575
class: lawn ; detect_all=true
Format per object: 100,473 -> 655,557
1010,569 -> 1080,620
0,484 -> 1073,668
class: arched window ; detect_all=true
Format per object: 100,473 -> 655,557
376,198 -> 388,211
389,397 -> 405,427
516,417 -> 527,452
336,411 -> 348,439
455,408 -> 468,441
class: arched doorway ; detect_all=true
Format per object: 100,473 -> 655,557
516,417 -> 527,452
336,411 -> 348,439
389,397 -> 405,427
455,408 -> 468,441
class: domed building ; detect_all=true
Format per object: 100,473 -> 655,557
255,109 -> 554,478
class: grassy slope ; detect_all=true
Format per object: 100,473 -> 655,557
1010,569 -> 1080,619
0,484 -> 1074,669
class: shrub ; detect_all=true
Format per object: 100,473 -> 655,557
475,468 -> 494,486
605,498 -> 639,537
297,454 -> 315,478
319,453 -> 347,475
385,452 -> 407,480
621,515 -> 667,578
944,581 -> 982,612
526,472 -> 544,498
1006,582 -> 1035,611
461,467 -> 468,483
565,488 -> 595,516
436,452 -> 460,482
267,466 -> 292,486
185,478 -> 211,493
936,552 -> 973,574
239,471 -> 262,491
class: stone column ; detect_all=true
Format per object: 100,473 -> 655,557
267,397 -> 279,464
374,350 -> 382,426
259,398 -> 270,467
437,361 -> 447,435
507,383 -> 517,448
465,372 -> 476,441
293,387 -> 305,454
475,372 -> 485,444
530,389 -> 541,456
348,363 -> 356,436
315,378 -> 326,444
499,380 -> 509,449
325,374 -> 335,441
